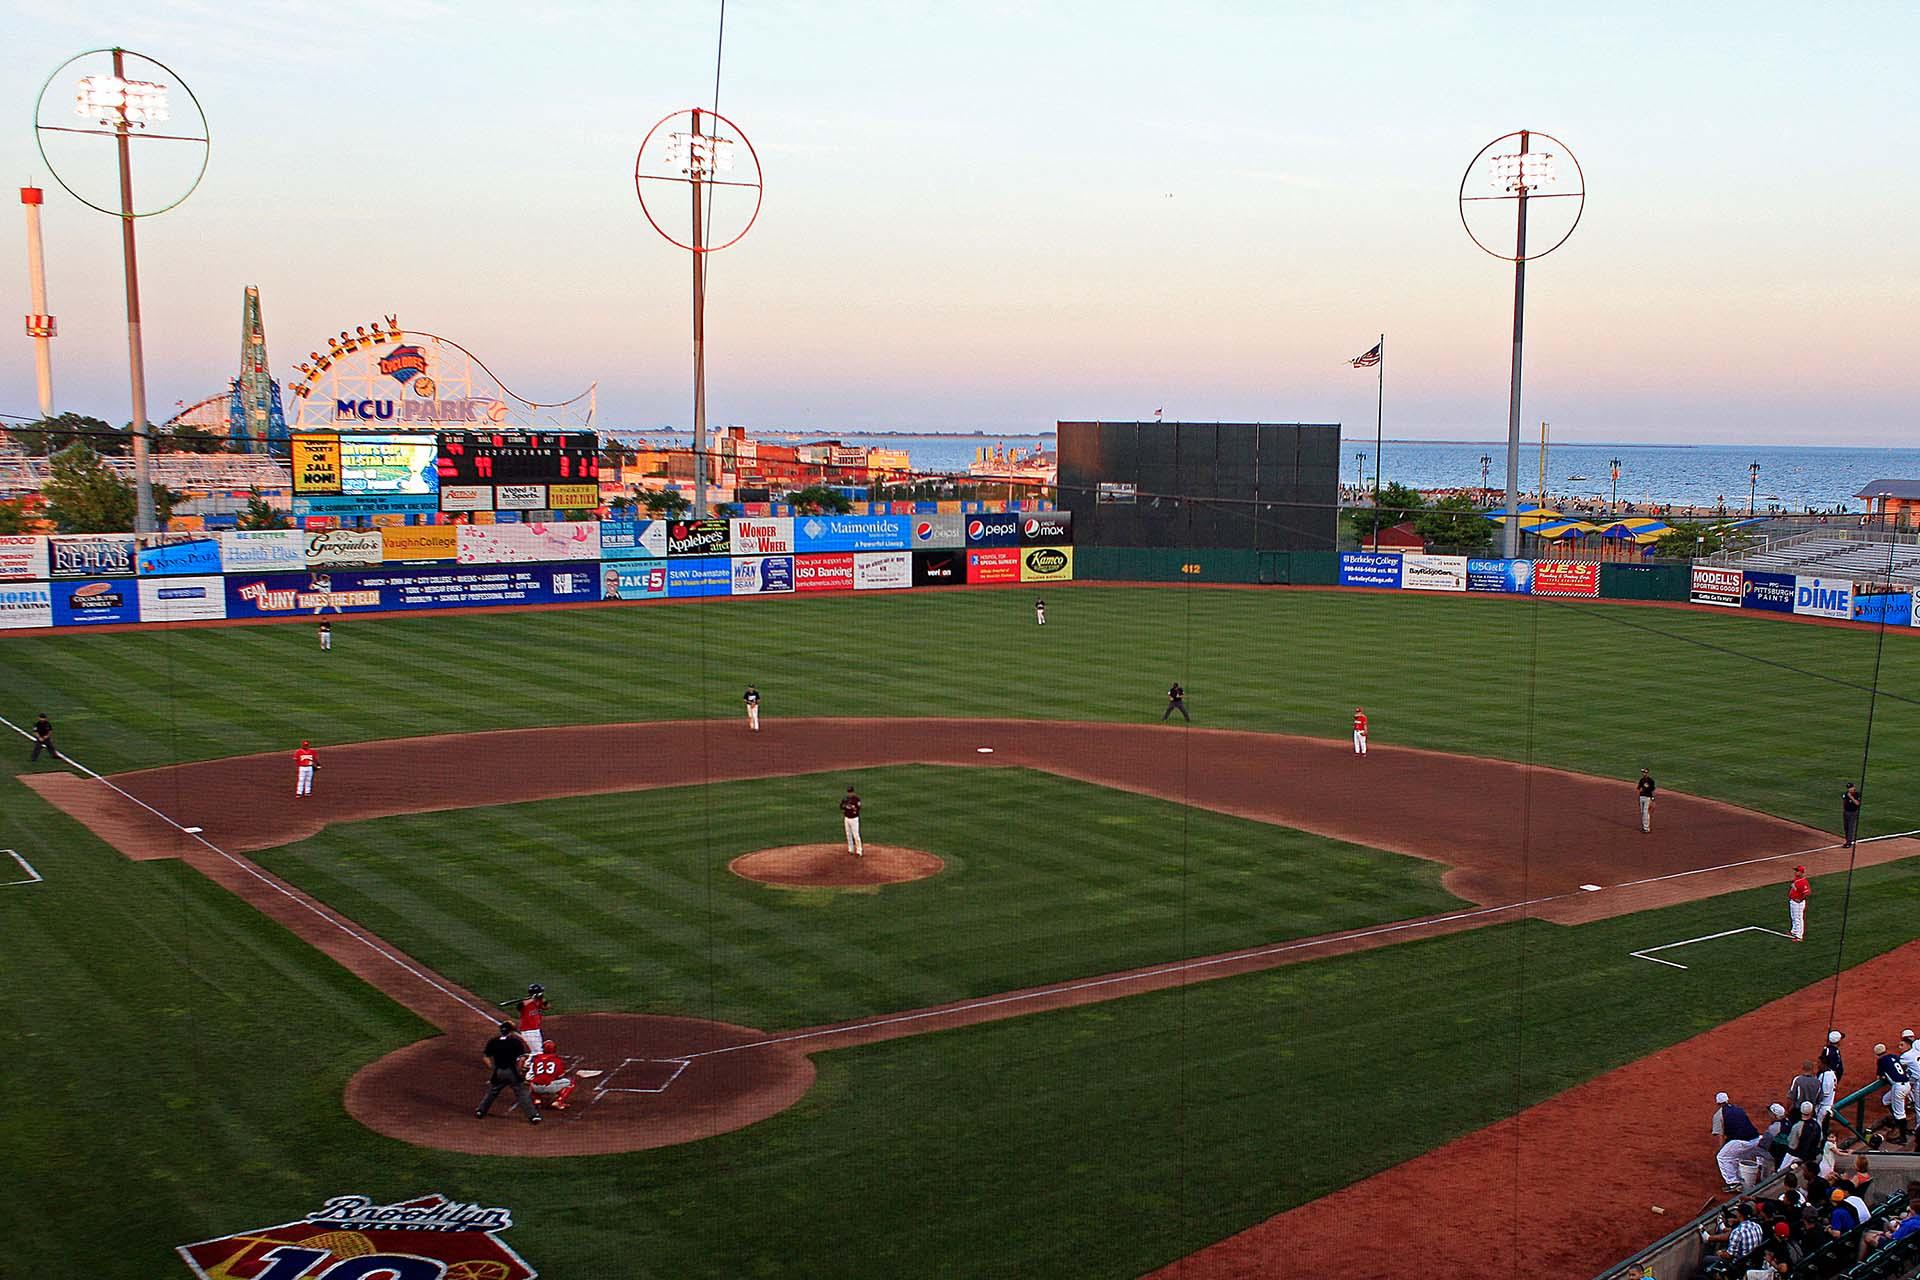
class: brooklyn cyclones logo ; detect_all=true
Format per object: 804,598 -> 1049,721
176,1192 -> 537,1278
378,345 -> 430,385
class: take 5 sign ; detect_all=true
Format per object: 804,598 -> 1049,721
177,1192 -> 537,1277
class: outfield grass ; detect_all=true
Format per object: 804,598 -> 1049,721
5,586 -> 1920,1276
247,766 -> 1462,1029
4,587 -> 1915,834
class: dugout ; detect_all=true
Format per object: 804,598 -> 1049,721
1057,421 -> 1341,551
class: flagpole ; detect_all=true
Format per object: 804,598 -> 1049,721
1372,333 -> 1384,551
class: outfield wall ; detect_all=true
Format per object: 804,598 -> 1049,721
0,515 -> 1076,632
1074,546 -> 1920,628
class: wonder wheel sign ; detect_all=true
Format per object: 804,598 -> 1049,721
290,317 -> 595,432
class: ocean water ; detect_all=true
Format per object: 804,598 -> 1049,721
652,432 -> 1906,511
1344,441 -> 1914,513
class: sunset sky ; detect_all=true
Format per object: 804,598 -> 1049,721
3,2 -> 1914,445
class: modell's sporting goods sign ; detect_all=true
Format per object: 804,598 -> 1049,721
177,1192 -> 538,1277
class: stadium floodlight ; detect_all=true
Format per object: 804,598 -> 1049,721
634,108 -> 764,519
1459,130 -> 1585,558
35,48 -> 209,533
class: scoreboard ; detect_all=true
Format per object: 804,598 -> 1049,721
435,432 -> 600,486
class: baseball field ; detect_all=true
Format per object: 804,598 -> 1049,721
5,584 -> 1920,1277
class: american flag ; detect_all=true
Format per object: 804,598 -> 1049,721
1349,343 -> 1382,368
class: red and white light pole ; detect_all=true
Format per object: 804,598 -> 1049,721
20,186 -> 57,417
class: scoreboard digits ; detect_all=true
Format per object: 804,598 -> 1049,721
436,432 -> 600,485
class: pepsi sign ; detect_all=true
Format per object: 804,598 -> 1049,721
965,513 -> 1020,547
1019,512 -> 1071,545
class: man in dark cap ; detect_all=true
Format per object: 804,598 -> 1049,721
476,1021 -> 541,1124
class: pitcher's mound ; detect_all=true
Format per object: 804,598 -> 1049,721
731,843 -> 945,888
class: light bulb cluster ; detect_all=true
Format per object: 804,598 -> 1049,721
663,130 -> 737,177
1489,149 -> 1555,192
74,74 -> 170,127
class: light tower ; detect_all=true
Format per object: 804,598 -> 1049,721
19,187 -> 57,417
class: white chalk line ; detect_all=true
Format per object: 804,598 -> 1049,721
1630,925 -> 1797,971
2,849 -> 44,886
1,714 -> 500,1028
682,828 -> 1920,1061
589,1057 -> 691,1106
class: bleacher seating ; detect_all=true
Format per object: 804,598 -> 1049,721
1724,533 -> 1920,588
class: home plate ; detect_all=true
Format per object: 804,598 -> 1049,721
976,747 -> 994,754
1579,884 -> 1602,892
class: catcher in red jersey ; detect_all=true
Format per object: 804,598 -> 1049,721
526,1039 -> 578,1110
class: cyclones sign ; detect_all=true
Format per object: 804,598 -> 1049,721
292,321 -> 595,433
177,1192 -> 537,1277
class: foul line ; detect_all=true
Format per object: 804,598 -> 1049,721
1609,828 -> 1920,890
2,715 -> 501,1028
1631,925 -> 1797,970
681,829 -> 1920,1062
679,894 -> 1572,1060
3,849 -> 43,886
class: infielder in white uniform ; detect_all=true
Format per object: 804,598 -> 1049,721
743,684 -> 761,732
840,785 -> 863,857
294,740 -> 317,796
1035,599 -> 1046,626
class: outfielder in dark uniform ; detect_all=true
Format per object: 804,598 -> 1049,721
475,1022 -> 541,1124
29,713 -> 58,761
1843,783 -> 1862,848
1163,682 -> 1188,722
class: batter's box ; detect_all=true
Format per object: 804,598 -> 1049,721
594,1056 -> 691,1097
2,850 -> 43,887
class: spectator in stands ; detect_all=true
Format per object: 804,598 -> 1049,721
1864,1203 -> 1920,1251
1713,1201 -> 1765,1264
1788,1061 -> 1823,1118
1713,1091 -> 1764,1191
1839,1154 -> 1875,1199
1773,1170 -> 1806,1211
1827,1187 -> 1871,1247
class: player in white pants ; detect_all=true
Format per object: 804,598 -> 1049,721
841,786 -> 863,856
1035,599 -> 1046,626
743,685 -> 760,732
294,740 -> 316,796
1352,707 -> 1368,755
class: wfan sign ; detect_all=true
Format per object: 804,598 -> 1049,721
177,1192 -> 537,1278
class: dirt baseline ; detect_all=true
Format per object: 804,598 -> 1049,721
30,716 -> 1837,922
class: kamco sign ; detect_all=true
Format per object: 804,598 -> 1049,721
177,1192 -> 538,1278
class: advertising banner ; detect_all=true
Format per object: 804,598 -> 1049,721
381,525 -> 459,563
1793,574 -> 1852,620
666,557 -> 732,598
909,514 -> 965,548
913,549 -> 967,586
1851,592 -> 1913,625
495,484 -> 546,510
0,535 -> 48,581
49,534 -> 136,579
546,483 -> 599,509
1019,512 -> 1072,545
1690,565 -> 1745,607
795,514 -> 912,552
854,550 -> 912,590
600,518 -> 669,560
440,484 -> 493,512
456,522 -> 598,564
0,582 -> 54,629
602,560 -> 669,601
219,530 -> 306,573
667,518 -> 731,557
1097,482 -> 1137,505
304,529 -> 386,567
730,517 -> 794,556
1401,554 -> 1468,592
291,434 -> 342,494
135,535 -> 222,577
1467,558 -> 1532,594
1531,561 -> 1601,598
226,564 -> 599,618
52,578 -> 139,625
1741,570 -> 1795,613
1019,545 -> 1075,583
966,547 -> 1021,584
1338,551 -> 1403,589
794,553 -> 855,592
732,555 -> 796,595
339,436 -> 438,496
964,513 -> 1021,548
138,575 -> 226,622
